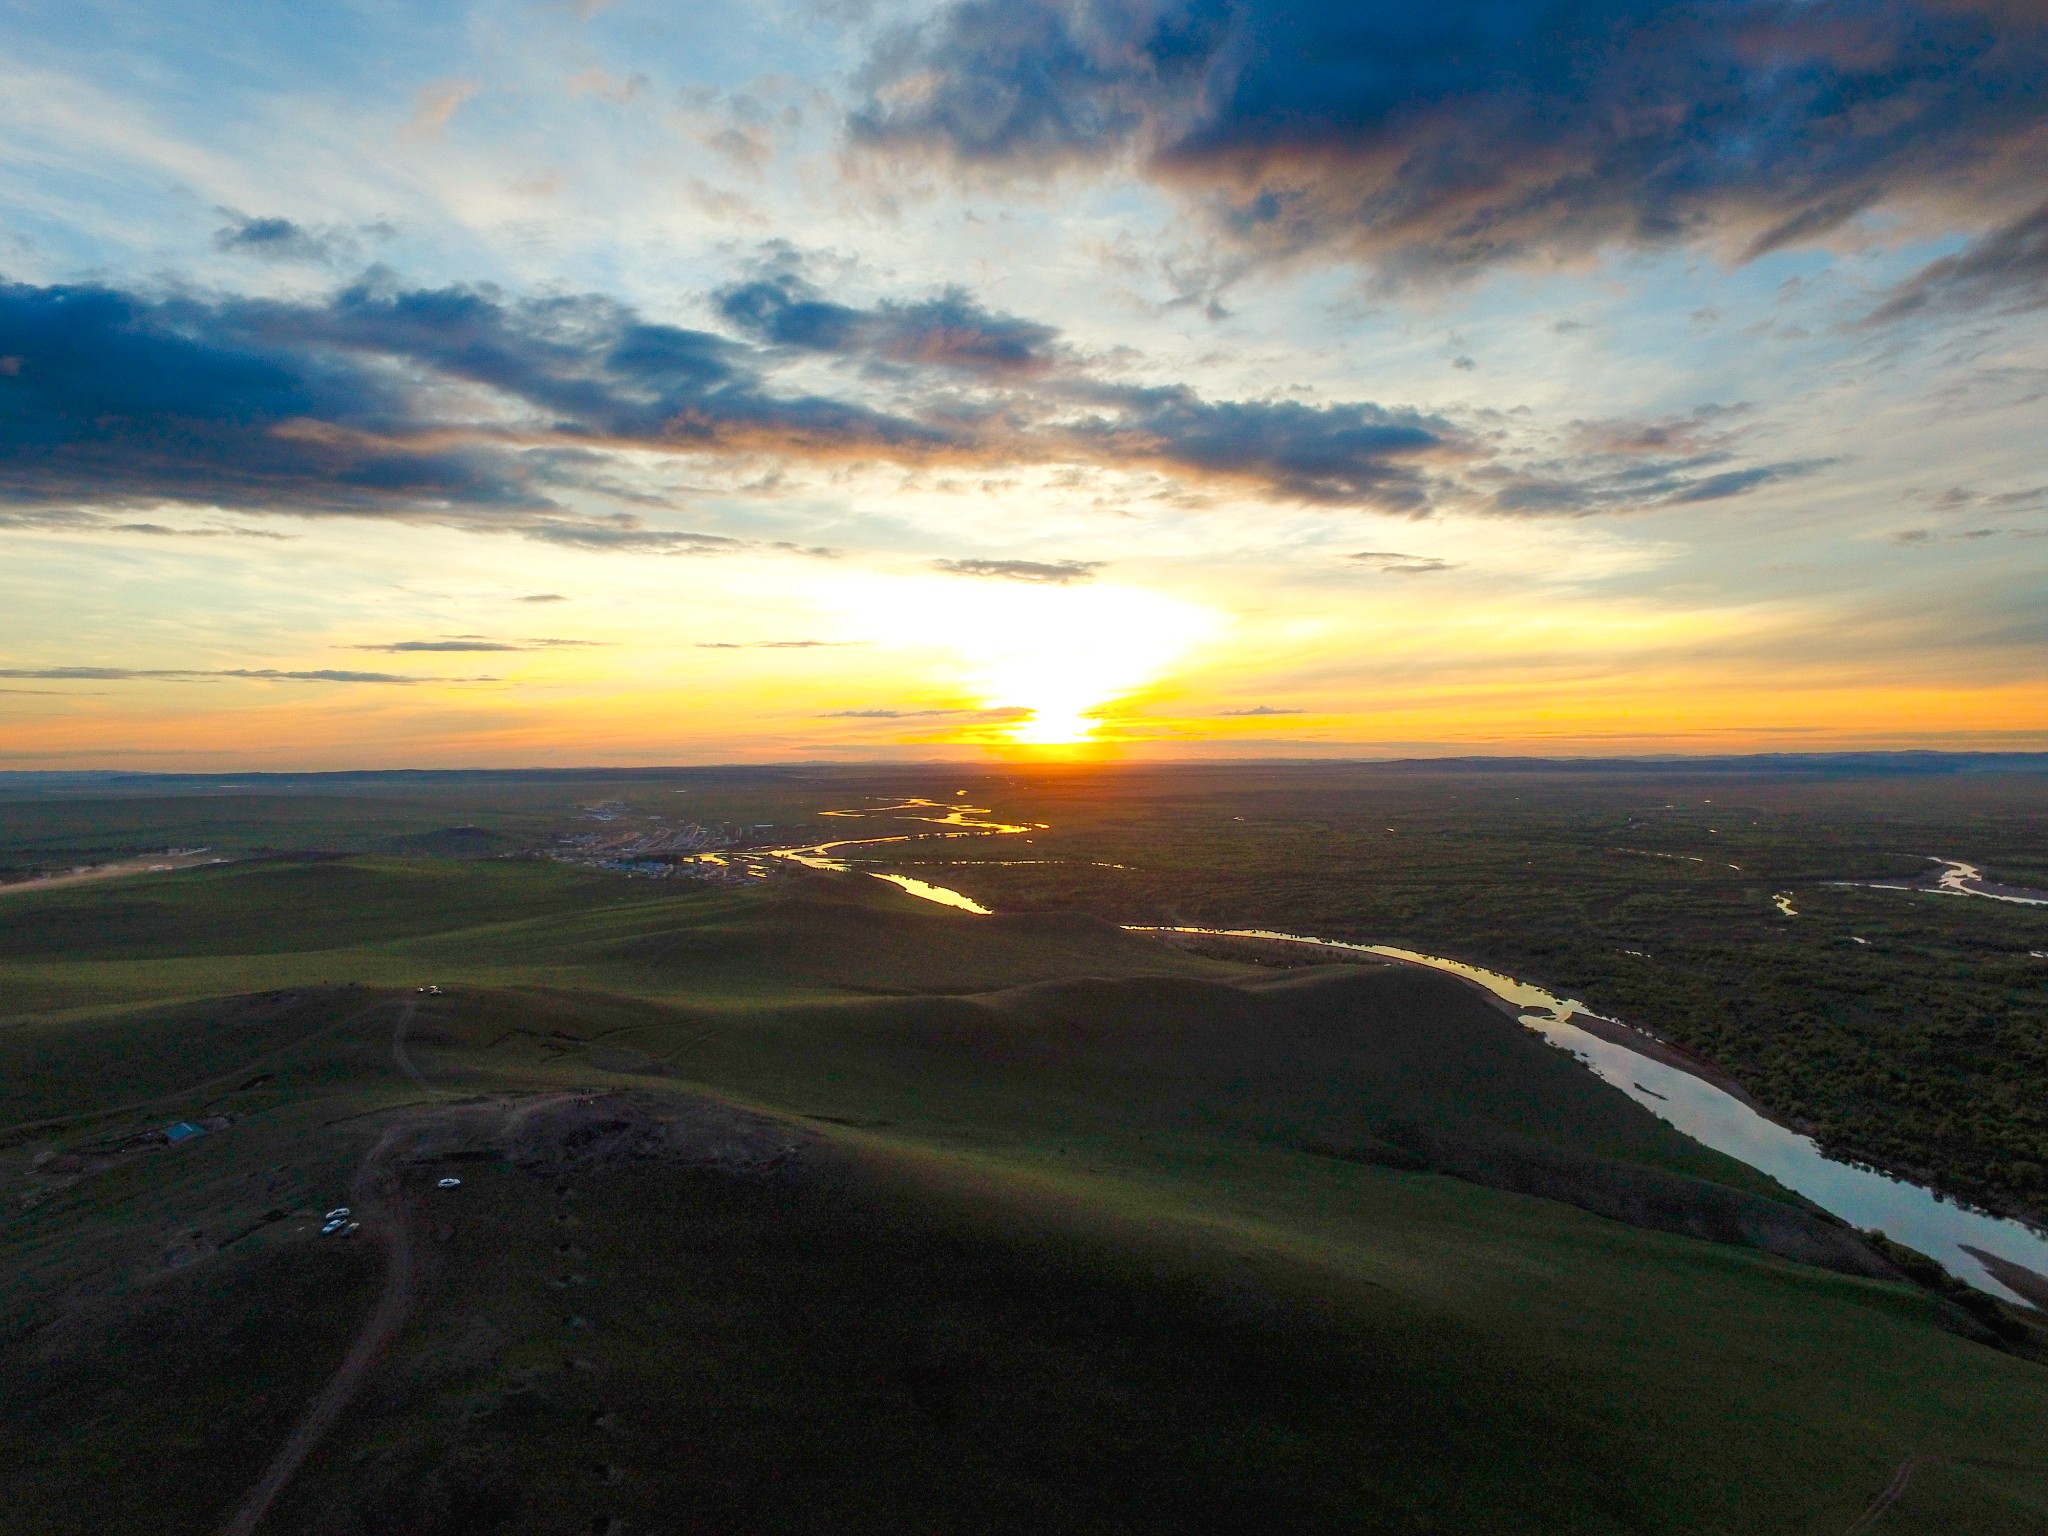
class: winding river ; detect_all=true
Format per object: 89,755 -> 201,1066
765,800 -> 2048,1306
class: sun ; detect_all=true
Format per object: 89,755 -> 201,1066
843,574 -> 1220,745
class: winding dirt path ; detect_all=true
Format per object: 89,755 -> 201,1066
216,1121 -> 416,1536
217,998 -> 426,1536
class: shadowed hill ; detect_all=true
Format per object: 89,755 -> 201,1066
4,858 -> 2048,1534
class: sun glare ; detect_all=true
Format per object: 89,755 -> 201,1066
845,575 -> 1220,745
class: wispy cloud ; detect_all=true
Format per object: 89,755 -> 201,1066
696,639 -> 862,649
821,705 -> 1031,721
0,666 -> 493,684
1348,550 -> 1453,575
347,636 -> 601,653
930,557 -> 1102,584
0,507 -> 293,539
820,707 -> 970,718
404,79 -> 478,141
1868,200 -> 2048,324
1217,704 -> 1303,716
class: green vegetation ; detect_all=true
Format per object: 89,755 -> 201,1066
849,762 -> 2048,1221
4,843 -> 2048,1533
8,760 -> 2048,1213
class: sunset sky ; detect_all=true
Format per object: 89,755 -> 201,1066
3,0 -> 2046,766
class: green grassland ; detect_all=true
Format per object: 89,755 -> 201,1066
5,852 -> 2048,1534
835,762 -> 2048,1222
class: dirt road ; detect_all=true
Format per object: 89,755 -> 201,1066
217,997 -> 427,1536
0,853 -> 228,898
215,1121 -> 416,1536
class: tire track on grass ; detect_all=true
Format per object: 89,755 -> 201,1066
1844,1454 -> 1921,1534
219,998 -> 427,1536
215,1120 -> 415,1536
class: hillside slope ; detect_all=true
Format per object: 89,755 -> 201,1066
3,858 -> 2045,1534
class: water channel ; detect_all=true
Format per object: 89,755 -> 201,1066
766,801 -> 2048,1305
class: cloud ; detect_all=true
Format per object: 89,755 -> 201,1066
695,639 -> 861,649
820,707 -> 971,717
1347,549 -> 1452,574
508,517 -> 747,553
1867,199 -> 2048,323
820,705 -> 1032,720
349,640 -> 522,653
517,592 -> 569,602
348,637 -> 600,652
1664,460 -> 1833,504
569,67 -> 648,105
109,521 -> 296,539
1217,704 -> 1303,715
1891,524 -> 2047,545
0,666 -> 489,683
212,211 -> 347,265
850,0 -> 2048,283
405,79 -> 479,140
1479,409 -> 1833,514
0,272 -> 1471,528
929,556 -> 1102,583
0,506 -> 293,539
1064,387 -> 1458,508
0,275 -> 944,530
0,269 -> 1804,532
717,263 -> 1059,376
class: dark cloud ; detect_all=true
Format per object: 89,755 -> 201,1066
930,557 -> 1103,583
1867,199 -> 2048,323
0,269 -> 1789,529
1217,704 -> 1303,714
0,666 -> 487,684
1065,389 -> 1456,508
0,274 -> 945,530
1347,549 -> 1452,574
213,212 -> 347,265
851,0 -> 2048,283
1664,460 -> 1832,504
716,265 -> 1058,375
517,592 -> 570,602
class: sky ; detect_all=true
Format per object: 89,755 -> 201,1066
2,0 -> 2045,767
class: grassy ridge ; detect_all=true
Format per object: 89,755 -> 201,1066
4,856 -> 2047,1533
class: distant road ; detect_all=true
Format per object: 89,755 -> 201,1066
0,852 -> 227,897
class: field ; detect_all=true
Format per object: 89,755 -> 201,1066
829,761 -> 2048,1223
5,764 -> 2048,1533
